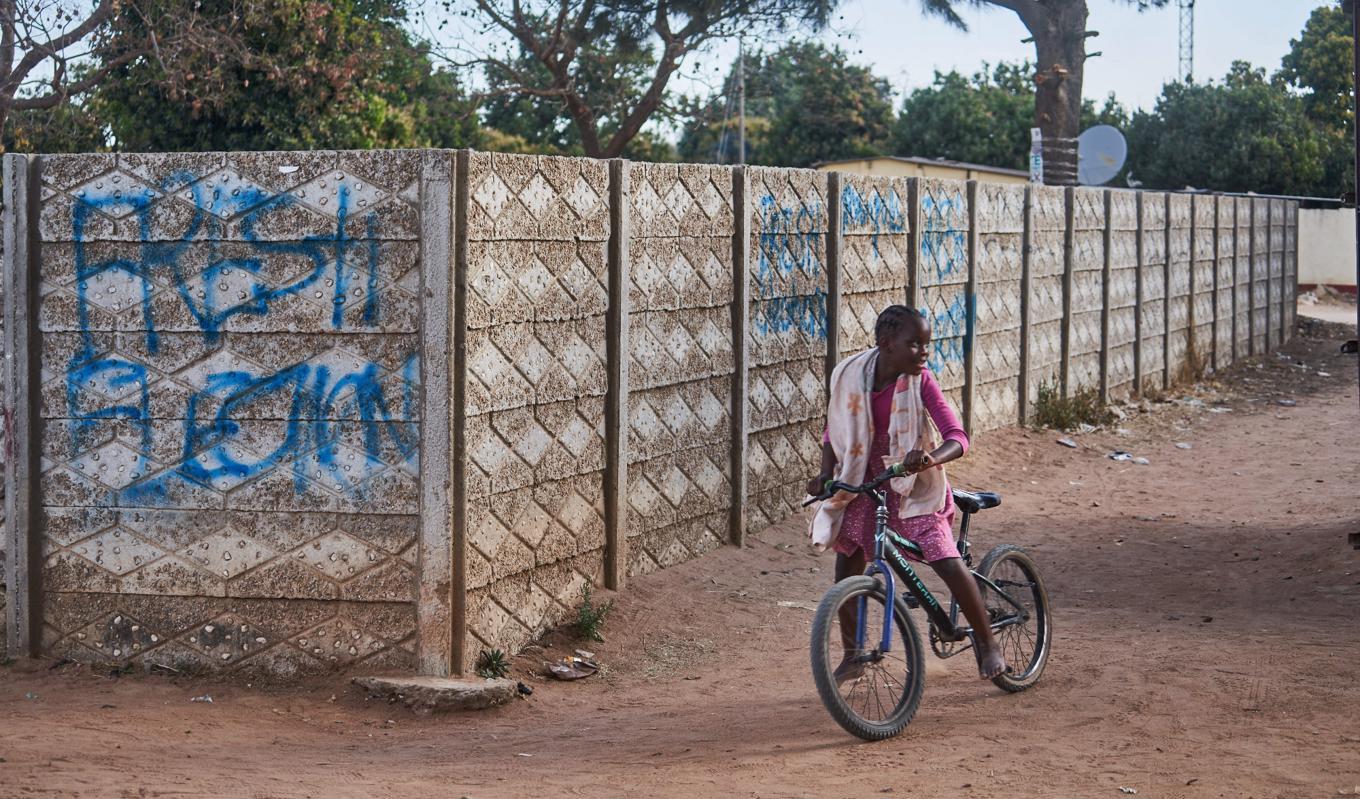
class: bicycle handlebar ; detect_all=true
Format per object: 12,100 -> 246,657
801,463 -> 905,508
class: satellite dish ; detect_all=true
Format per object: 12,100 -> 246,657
1077,125 -> 1127,186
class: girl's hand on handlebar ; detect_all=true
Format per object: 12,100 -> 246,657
806,473 -> 834,497
902,449 -> 935,474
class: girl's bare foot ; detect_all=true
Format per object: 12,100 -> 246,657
833,656 -> 866,685
977,642 -> 1008,680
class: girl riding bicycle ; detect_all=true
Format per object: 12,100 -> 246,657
806,304 -> 1008,682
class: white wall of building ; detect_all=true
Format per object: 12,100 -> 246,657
1299,207 -> 1356,288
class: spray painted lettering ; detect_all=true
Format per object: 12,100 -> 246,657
754,193 -> 826,341
66,170 -> 417,507
841,184 -> 905,259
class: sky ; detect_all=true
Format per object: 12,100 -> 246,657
672,0 -> 1322,112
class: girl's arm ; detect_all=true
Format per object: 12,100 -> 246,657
905,371 -> 969,472
807,439 -> 837,495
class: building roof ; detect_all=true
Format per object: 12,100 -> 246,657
813,154 -> 1029,178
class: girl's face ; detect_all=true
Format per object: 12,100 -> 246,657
879,317 -> 932,376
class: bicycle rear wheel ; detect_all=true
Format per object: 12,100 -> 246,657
809,575 -> 926,740
976,544 -> 1052,692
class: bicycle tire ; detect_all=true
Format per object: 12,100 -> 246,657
975,544 -> 1052,693
810,575 -> 926,740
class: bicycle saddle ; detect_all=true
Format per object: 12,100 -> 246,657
952,489 -> 1001,514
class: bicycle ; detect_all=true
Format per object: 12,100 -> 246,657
804,464 -> 1052,740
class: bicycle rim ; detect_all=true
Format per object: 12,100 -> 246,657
809,576 -> 925,740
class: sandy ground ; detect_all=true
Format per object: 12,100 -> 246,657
3,321 -> 1358,799
1298,295 -> 1358,326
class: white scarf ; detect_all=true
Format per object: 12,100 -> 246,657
808,349 -> 948,552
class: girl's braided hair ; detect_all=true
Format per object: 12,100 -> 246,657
874,304 -> 927,341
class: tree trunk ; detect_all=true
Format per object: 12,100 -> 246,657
1028,0 -> 1088,186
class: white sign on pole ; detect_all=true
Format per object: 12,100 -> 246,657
1030,127 -> 1044,184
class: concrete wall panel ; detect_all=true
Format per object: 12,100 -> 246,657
972,183 -> 1025,430
463,152 -> 609,658
32,150 -> 427,676
1027,187 -> 1066,407
1107,190 -> 1138,398
1068,188 -> 1105,394
1139,194 -> 1167,390
1167,195 -> 1193,379
918,178 -> 969,409
625,162 -> 734,578
838,175 -> 909,360
746,167 -> 827,531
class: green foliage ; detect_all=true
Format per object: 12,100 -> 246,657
457,0 -> 835,158
94,0 -> 482,152
481,28 -> 666,157
892,61 -> 1128,171
3,102 -> 108,153
1278,2 -> 1353,199
1125,62 -> 1326,195
762,44 -> 895,167
679,42 -> 893,167
1031,382 -> 1114,431
1279,3 -> 1353,133
893,62 -> 1036,169
575,583 -> 615,643
476,648 -> 511,679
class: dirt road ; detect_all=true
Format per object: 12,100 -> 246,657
3,323 -> 1358,799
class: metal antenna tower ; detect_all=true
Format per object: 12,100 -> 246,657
1178,0 -> 1194,82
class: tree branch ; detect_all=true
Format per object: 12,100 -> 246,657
5,45 -> 139,110
0,0 -> 116,95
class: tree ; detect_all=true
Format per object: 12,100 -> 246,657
1278,2 -> 1353,197
679,42 -> 892,166
94,0 -> 482,152
761,43 -> 894,167
2,99 -> 107,153
677,44 -> 818,163
893,62 -> 1035,169
479,42 -> 676,159
434,0 -> 836,158
1125,61 -> 1325,195
891,60 -> 1128,171
914,0 -> 1171,185
0,0 -> 223,147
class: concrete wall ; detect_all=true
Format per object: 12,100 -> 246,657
12,151 -> 426,676
1,150 -> 1302,676
1298,208 -> 1355,289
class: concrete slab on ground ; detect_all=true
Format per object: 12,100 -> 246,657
354,675 -> 517,715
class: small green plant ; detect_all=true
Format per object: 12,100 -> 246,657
575,583 -> 615,643
1031,381 -> 1115,430
476,648 -> 510,679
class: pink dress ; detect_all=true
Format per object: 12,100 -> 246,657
823,369 -> 968,563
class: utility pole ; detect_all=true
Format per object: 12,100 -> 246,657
1352,0 -> 1359,407
738,36 -> 746,165
1178,0 -> 1194,82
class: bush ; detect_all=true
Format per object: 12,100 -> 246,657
1031,381 -> 1115,430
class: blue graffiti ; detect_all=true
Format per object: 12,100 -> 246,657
71,171 -> 382,357
66,170 -> 415,507
920,192 -> 966,281
122,354 -> 418,505
755,193 -> 827,340
926,293 -> 975,374
841,184 -> 905,259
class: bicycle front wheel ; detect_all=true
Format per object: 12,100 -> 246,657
809,575 -> 926,740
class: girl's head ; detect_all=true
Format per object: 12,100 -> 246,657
874,305 -> 931,377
